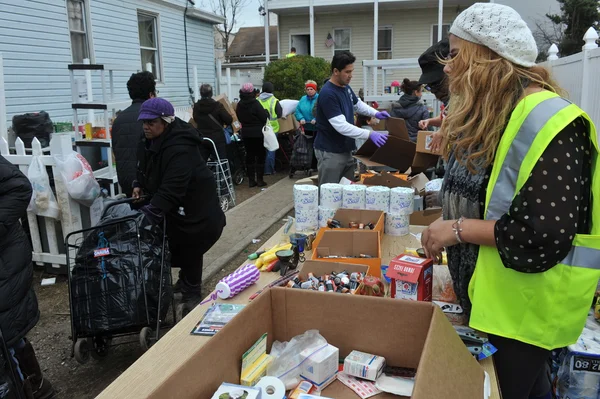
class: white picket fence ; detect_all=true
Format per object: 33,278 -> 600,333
540,27 -> 600,129
0,134 -> 83,270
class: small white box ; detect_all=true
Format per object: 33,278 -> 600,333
300,344 -> 339,386
210,383 -> 261,399
343,350 -> 386,381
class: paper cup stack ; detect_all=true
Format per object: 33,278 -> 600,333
365,186 -> 390,212
294,184 -> 319,232
319,183 -> 343,227
386,187 -> 415,236
342,185 -> 367,210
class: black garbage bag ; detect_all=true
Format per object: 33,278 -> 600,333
12,112 -> 53,148
70,203 -> 172,336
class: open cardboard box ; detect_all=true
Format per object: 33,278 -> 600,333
278,114 -> 299,133
354,117 -> 439,174
312,230 -> 381,276
298,259 -> 368,282
150,288 -> 485,399
215,94 -> 241,132
363,171 -> 430,194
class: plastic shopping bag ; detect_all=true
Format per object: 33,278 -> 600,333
263,118 -> 279,151
279,99 -> 299,117
26,156 -> 60,219
55,151 -> 100,207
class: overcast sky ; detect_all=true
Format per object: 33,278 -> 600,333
236,0 -> 265,28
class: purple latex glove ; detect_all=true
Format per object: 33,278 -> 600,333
375,111 -> 390,120
369,131 -> 388,147
140,203 -> 164,225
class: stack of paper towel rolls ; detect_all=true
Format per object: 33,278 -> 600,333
294,184 -> 319,232
386,187 -> 415,236
365,186 -> 390,212
319,183 -> 343,227
342,185 -> 366,210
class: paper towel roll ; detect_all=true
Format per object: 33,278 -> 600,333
318,206 -> 337,228
342,185 -> 366,210
385,213 -> 410,236
295,207 -> 319,232
320,183 -> 343,209
365,186 -> 390,212
389,187 -> 415,215
425,178 -> 443,192
255,376 -> 286,399
294,184 -> 319,210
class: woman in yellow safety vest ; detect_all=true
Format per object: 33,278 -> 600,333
421,4 -> 599,399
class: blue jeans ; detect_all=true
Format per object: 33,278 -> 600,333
264,150 -> 276,175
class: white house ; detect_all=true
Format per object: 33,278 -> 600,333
0,0 -> 224,129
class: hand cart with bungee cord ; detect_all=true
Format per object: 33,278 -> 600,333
203,137 -> 237,212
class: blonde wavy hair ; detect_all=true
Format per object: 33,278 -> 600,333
442,39 -> 565,173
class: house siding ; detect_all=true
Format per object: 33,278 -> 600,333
0,0 -> 217,126
279,7 -> 462,91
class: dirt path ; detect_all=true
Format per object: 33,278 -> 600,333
29,173 -> 290,398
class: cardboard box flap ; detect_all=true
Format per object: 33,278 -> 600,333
355,136 -> 382,157
412,307 -> 484,399
386,117 -> 410,141
411,153 -> 439,175
353,155 -> 390,169
332,209 -> 385,227
363,173 -> 413,189
369,136 -> 416,172
408,173 -> 430,193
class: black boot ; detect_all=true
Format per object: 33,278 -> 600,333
13,340 -> 55,399
247,163 -> 257,187
180,278 -> 203,317
256,164 -> 268,187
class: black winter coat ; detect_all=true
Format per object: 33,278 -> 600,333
192,99 -> 233,147
235,93 -> 269,139
136,118 -> 226,236
0,156 -> 39,347
112,100 -> 145,197
390,95 -> 430,143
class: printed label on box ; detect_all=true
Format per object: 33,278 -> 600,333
425,134 -> 433,150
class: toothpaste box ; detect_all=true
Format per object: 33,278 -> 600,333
300,344 -> 339,386
387,254 -> 433,302
343,350 -> 386,381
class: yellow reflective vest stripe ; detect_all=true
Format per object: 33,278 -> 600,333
259,96 -> 280,134
468,90 -> 600,350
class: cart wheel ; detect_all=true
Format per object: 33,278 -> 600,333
89,336 -> 112,360
220,197 -> 230,212
74,338 -> 90,364
140,327 -> 153,352
233,170 -> 245,185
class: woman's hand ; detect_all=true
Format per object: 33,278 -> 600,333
310,119 -> 316,125
418,119 -> 430,130
132,187 -> 143,202
430,131 -> 444,154
300,119 -> 306,125
421,218 -> 458,262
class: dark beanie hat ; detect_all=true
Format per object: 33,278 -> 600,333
417,38 -> 450,85
262,82 -> 274,93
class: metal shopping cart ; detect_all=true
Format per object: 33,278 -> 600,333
0,328 -> 25,399
227,133 -> 247,186
204,137 -> 236,212
65,198 -> 175,364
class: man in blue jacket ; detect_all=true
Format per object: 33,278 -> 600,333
315,51 -> 390,185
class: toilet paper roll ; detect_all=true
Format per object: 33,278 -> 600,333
389,187 -> 415,215
365,186 -> 390,212
294,184 -> 319,210
342,185 -> 366,210
295,207 -> 319,232
320,183 -> 343,209
385,213 -> 410,236
425,178 -> 443,193
254,376 -> 286,399
318,206 -> 338,228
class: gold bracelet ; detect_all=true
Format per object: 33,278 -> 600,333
452,217 -> 465,244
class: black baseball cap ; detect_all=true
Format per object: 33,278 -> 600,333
417,38 -> 450,85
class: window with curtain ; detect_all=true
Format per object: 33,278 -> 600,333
67,0 -> 90,63
431,24 -> 450,45
378,27 -> 392,60
334,28 -> 351,55
138,12 -> 162,81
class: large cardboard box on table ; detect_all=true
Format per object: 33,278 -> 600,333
354,117 -> 439,174
214,94 -> 241,132
150,288 -> 486,399
311,230 -> 381,276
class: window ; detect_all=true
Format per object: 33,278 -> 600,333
378,27 -> 392,60
431,24 -> 451,45
138,12 -> 162,81
67,0 -> 91,63
334,28 -> 351,55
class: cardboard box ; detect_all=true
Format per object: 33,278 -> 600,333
311,230 -> 381,276
298,260 -> 369,280
410,208 -> 443,226
387,254 -> 433,302
363,172 -> 430,194
278,115 -> 299,133
300,344 -> 339,386
215,94 -> 241,132
416,130 -> 449,155
343,350 -> 386,381
354,118 -> 439,174
314,209 -> 385,248
160,288 -> 485,399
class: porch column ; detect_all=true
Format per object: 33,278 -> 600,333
0,53 -> 6,142
438,0 -> 444,41
309,0 -> 315,56
373,0 -> 378,95
264,0 -> 270,64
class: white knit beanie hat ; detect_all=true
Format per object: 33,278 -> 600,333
449,3 -> 538,67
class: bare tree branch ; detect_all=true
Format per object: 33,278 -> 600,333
209,0 -> 250,52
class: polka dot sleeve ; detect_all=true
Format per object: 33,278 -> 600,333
494,117 -> 592,273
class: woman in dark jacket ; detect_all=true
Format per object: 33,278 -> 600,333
0,156 -> 54,399
133,98 -> 226,316
192,84 -> 233,161
390,78 -> 430,142
235,83 -> 270,187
